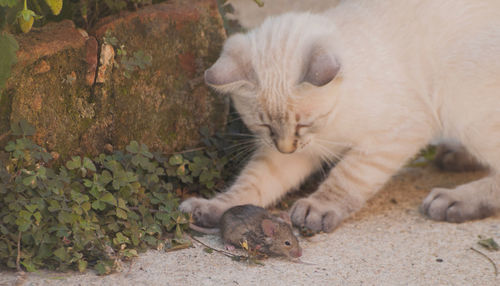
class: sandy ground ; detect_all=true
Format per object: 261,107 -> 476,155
1,166 -> 500,286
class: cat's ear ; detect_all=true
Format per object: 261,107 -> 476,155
301,46 -> 340,87
204,34 -> 256,92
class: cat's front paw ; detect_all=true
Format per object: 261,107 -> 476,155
421,187 -> 493,223
179,197 -> 224,227
290,198 -> 343,233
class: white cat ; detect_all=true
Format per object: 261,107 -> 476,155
180,0 -> 500,232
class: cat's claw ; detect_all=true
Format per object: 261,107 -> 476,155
421,187 -> 494,223
179,197 -> 223,227
290,198 -> 343,233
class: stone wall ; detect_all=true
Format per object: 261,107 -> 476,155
1,0 -> 228,158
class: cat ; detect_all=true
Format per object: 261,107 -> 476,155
180,0 -> 500,232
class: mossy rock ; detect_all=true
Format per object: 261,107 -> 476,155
1,0 -> 228,158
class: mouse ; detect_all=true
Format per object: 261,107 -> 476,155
189,204 -> 302,258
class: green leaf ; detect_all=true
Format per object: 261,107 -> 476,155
117,198 -> 127,209
21,260 -> 37,272
121,249 -> 138,258
78,260 -> 88,273
99,170 -> 113,185
139,143 -> 153,158
33,211 -> 41,225
17,210 -> 31,221
0,0 -> 18,8
478,237 -> 500,251
169,154 -> 183,165
0,32 -> 18,91
116,208 -> 127,219
66,156 -> 82,170
91,200 -> 106,211
100,192 -> 116,206
95,260 -> 113,275
113,232 -> 130,245
83,157 -> 96,172
126,141 -> 139,154
47,200 -> 61,212
44,0 -> 63,15
25,204 -> 37,213
22,175 -> 37,187
54,247 -> 68,261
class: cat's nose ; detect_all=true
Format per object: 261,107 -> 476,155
276,139 -> 298,154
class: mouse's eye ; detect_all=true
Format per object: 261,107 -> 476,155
284,241 -> 291,246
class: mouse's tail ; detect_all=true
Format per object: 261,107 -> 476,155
189,223 -> 220,235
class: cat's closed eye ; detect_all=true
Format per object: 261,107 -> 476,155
295,124 -> 311,136
259,124 -> 275,136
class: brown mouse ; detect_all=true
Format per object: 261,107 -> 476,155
189,204 -> 302,258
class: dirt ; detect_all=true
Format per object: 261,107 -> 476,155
1,165 -> 499,285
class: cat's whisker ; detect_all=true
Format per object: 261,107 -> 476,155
224,139 -> 260,153
220,132 -> 259,139
229,143 -> 259,163
226,116 -> 245,124
314,142 -> 343,165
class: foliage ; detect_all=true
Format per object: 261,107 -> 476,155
0,120 -> 233,274
0,0 -> 161,94
253,0 -> 264,7
478,236 -> 500,251
0,31 -> 17,92
0,0 -> 158,33
408,145 -> 437,167
104,31 -> 152,78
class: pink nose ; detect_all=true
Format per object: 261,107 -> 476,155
290,247 -> 302,258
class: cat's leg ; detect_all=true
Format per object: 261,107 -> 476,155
180,148 -> 321,227
421,174 -> 500,222
423,134 -> 499,222
291,142 -> 425,232
433,141 -> 485,172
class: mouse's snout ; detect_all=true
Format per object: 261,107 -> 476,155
290,246 -> 302,258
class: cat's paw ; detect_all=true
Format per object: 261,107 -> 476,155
421,187 -> 494,222
290,198 -> 343,233
179,197 -> 224,227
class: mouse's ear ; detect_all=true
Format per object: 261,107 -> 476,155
261,219 -> 277,237
276,211 -> 292,226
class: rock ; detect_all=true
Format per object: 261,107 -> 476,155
32,60 -> 51,75
89,0 -> 228,154
96,43 -> 114,84
2,0 -> 227,158
3,20 -> 92,155
85,37 -> 99,86
15,20 -> 86,67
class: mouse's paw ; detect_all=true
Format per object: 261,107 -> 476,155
179,197 -> 224,227
290,198 -> 344,233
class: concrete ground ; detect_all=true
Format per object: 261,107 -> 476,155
1,166 -> 499,285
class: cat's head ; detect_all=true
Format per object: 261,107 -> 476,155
205,13 -> 342,154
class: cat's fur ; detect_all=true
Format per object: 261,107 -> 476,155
180,0 -> 500,232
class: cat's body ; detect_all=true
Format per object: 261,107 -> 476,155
181,0 -> 500,232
